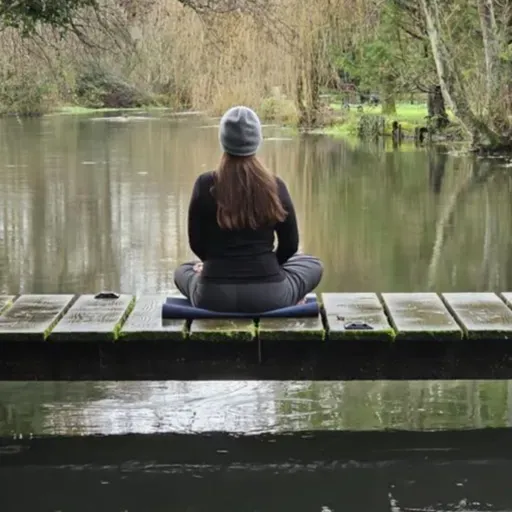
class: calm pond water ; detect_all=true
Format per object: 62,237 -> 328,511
2,380 -> 512,436
1,110 -> 512,294
2,111 -> 512,511
3,380 -> 512,511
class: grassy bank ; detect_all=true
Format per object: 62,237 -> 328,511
323,103 -> 436,138
4,98 -> 460,148
0,91 -> 298,125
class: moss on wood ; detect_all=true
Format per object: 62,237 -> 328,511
189,319 -> 256,342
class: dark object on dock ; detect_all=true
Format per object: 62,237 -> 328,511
1,291 -> 512,381
94,291 -> 121,299
344,321 -> 373,330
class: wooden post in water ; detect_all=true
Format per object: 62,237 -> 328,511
391,121 -> 402,147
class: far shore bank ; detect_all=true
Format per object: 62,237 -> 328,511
2,101 -> 469,150
53,102 -> 460,144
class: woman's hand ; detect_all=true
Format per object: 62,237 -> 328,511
193,261 -> 203,273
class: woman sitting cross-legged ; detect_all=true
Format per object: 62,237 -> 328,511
173,105 -> 323,313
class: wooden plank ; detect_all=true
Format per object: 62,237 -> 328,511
189,319 -> 256,342
48,294 -> 135,342
442,293 -> 512,340
322,293 -> 394,341
381,293 -> 462,341
501,293 -> 512,309
258,316 -> 325,341
0,294 -> 74,341
0,295 -> 15,314
119,293 -> 188,341
258,294 -> 324,342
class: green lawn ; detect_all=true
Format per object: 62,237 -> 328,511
324,102 -> 448,138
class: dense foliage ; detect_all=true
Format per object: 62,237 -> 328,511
1,0 -> 511,150
0,0 -> 98,34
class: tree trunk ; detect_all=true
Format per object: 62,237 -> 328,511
381,75 -> 396,115
478,0 -> 499,113
427,85 -> 449,130
296,35 -> 322,128
296,70 -> 307,126
419,0 -> 504,149
382,94 -> 396,115
419,0 -> 466,129
309,43 -> 321,126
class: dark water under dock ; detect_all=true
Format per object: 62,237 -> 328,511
4,430 -> 512,512
3,380 -> 512,511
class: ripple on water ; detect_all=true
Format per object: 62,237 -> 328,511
0,379 -> 511,437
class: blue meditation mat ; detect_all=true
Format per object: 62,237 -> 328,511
162,295 -> 319,319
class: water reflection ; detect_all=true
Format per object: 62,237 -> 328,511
1,113 -> 512,295
1,380 -> 512,436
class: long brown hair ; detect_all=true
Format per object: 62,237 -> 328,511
213,153 -> 287,230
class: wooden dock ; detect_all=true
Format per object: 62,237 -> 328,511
1,291 -> 512,380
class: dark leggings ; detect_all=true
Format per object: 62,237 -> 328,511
173,254 -> 323,313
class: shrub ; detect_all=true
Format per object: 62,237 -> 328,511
259,96 -> 298,125
75,66 -> 152,108
0,72 -> 57,116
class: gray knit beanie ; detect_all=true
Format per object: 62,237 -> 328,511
219,106 -> 262,156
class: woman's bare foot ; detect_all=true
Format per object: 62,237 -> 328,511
297,297 -> 306,305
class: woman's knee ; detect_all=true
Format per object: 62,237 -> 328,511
173,262 -> 197,293
283,253 -> 324,292
173,262 -> 191,281
308,256 -> 324,287
291,253 -> 324,275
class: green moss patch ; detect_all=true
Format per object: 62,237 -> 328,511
258,317 -> 325,342
327,329 -> 395,342
113,296 -> 136,340
191,330 -> 255,342
189,319 -> 256,342
259,329 -> 325,342
39,296 -> 76,340
0,296 -> 15,315
118,322 -> 188,342
392,330 -> 463,342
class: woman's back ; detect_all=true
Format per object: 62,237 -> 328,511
188,170 -> 298,282
173,105 -> 323,312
